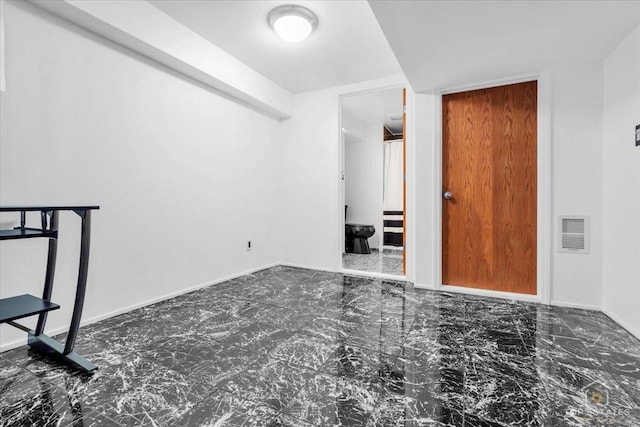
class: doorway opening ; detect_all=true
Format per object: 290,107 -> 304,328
340,87 -> 406,278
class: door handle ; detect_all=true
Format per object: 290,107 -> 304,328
443,191 -> 453,200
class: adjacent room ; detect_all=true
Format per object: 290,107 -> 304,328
1,0 -> 639,426
342,87 -> 406,277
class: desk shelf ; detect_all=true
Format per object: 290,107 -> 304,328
0,294 -> 60,323
0,229 -> 58,240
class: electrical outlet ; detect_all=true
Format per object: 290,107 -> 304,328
246,240 -> 252,251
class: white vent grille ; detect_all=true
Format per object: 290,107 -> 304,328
559,216 -> 590,253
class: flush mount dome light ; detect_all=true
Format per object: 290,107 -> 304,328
268,5 -> 318,43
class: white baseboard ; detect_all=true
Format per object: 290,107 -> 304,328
549,300 -> 601,311
282,262 -> 413,284
0,262 -> 278,353
402,285 -> 607,313
246,263 -> 279,275
279,262 -> 338,274
601,307 -> 640,341
340,268 -> 407,281
280,262 -> 410,282
281,263 -> 409,282
439,284 -> 542,304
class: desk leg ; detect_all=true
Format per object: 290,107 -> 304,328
28,332 -> 97,372
27,209 -> 97,373
64,209 -> 91,355
35,210 -> 58,336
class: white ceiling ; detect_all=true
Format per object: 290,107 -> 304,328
369,0 -> 640,92
342,87 -> 404,135
149,0 -> 402,94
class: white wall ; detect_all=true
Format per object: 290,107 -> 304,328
549,63 -> 604,308
345,123 -> 383,249
278,88 -> 341,271
0,1 -> 280,350
602,25 -> 640,338
412,92 -> 436,287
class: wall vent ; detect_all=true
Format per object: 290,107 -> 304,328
559,216 -> 590,254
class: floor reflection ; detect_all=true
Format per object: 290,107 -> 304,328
0,364 -> 93,426
343,248 -> 404,276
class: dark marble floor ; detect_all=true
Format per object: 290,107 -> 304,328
343,248 -> 404,276
1,266 -> 640,426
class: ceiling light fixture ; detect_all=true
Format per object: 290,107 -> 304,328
268,5 -> 318,43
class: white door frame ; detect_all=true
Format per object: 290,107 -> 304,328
433,73 -> 551,304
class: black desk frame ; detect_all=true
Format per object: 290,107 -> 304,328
0,206 -> 99,373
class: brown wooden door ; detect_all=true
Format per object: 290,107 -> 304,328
442,81 -> 537,294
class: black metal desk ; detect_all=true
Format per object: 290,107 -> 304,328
0,205 -> 99,372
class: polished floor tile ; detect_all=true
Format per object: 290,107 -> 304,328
2,266 -> 640,426
283,373 -> 379,426
0,363 -> 120,427
343,248 -> 404,276
177,389 -> 282,427
221,357 -> 316,411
